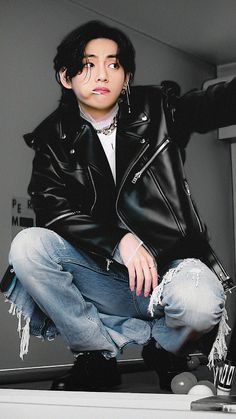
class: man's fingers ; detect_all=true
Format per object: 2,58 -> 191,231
134,259 -> 144,296
149,265 -> 158,289
127,264 -> 136,292
127,249 -> 158,296
142,259 -> 153,297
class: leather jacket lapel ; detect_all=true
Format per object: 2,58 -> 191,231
116,97 -> 162,186
116,127 -> 148,187
73,123 -> 116,187
59,103 -> 115,186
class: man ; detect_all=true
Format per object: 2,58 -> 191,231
1,20 -> 234,391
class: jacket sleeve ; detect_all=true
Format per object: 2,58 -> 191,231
28,144 -> 128,259
174,77 -> 236,146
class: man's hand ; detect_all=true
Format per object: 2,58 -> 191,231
118,233 -> 158,297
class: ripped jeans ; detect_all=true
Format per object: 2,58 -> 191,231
6,227 -> 226,362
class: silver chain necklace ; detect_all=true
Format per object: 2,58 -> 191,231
95,115 -> 117,136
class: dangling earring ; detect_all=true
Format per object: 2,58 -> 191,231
126,82 -> 131,114
122,81 -> 131,114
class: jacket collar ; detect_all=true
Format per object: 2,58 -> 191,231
58,88 -> 164,187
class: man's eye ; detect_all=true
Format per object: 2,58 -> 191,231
109,62 -> 120,69
83,62 -> 94,68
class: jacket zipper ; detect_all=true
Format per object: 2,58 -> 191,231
132,137 -> 171,184
148,169 -> 185,236
87,166 -> 97,214
115,141 -> 157,260
124,134 -> 184,238
184,179 -> 204,233
45,211 -> 80,227
129,134 -> 185,240
116,140 -> 151,215
106,258 -> 113,271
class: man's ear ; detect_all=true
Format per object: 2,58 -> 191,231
59,68 -> 72,89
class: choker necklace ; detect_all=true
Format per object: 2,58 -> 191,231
95,115 -> 117,136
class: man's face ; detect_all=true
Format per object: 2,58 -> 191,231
60,38 -> 129,119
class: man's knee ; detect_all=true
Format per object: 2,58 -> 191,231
9,227 -> 60,275
161,258 -> 225,332
10,227 -> 49,259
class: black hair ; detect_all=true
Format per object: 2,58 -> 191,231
54,20 -> 135,90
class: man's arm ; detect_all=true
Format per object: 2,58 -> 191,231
118,233 -> 158,297
174,77 -> 236,146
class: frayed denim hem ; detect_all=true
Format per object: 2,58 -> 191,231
7,301 -> 31,360
208,305 -> 231,369
5,298 -> 59,360
4,275 -> 58,359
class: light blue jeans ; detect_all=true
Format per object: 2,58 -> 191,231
6,227 -> 225,359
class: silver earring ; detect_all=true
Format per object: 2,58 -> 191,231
122,82 -> 131,114
126,82 -> 131,114
122,82 -> 127,94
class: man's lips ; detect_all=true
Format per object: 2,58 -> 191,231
92,88 -> 110,94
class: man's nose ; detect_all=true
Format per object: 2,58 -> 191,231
95,64 -> 108,82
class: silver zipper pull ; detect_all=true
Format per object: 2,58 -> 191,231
132,172 -> 141,184
106,258 -> 113,271
184,180 -> 191,195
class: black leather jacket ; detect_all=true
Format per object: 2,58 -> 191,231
2,80 -> 236,292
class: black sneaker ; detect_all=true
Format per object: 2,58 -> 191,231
51,352 -> 121,391
142,339 -> 188,391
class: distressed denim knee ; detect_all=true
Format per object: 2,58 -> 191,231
9,227 -> 65,283
150,258 -> 225,333
9,227 -> 63,263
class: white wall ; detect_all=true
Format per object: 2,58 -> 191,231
0,0 -> 233,369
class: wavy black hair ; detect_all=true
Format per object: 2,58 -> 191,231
54,20 -> 135,89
